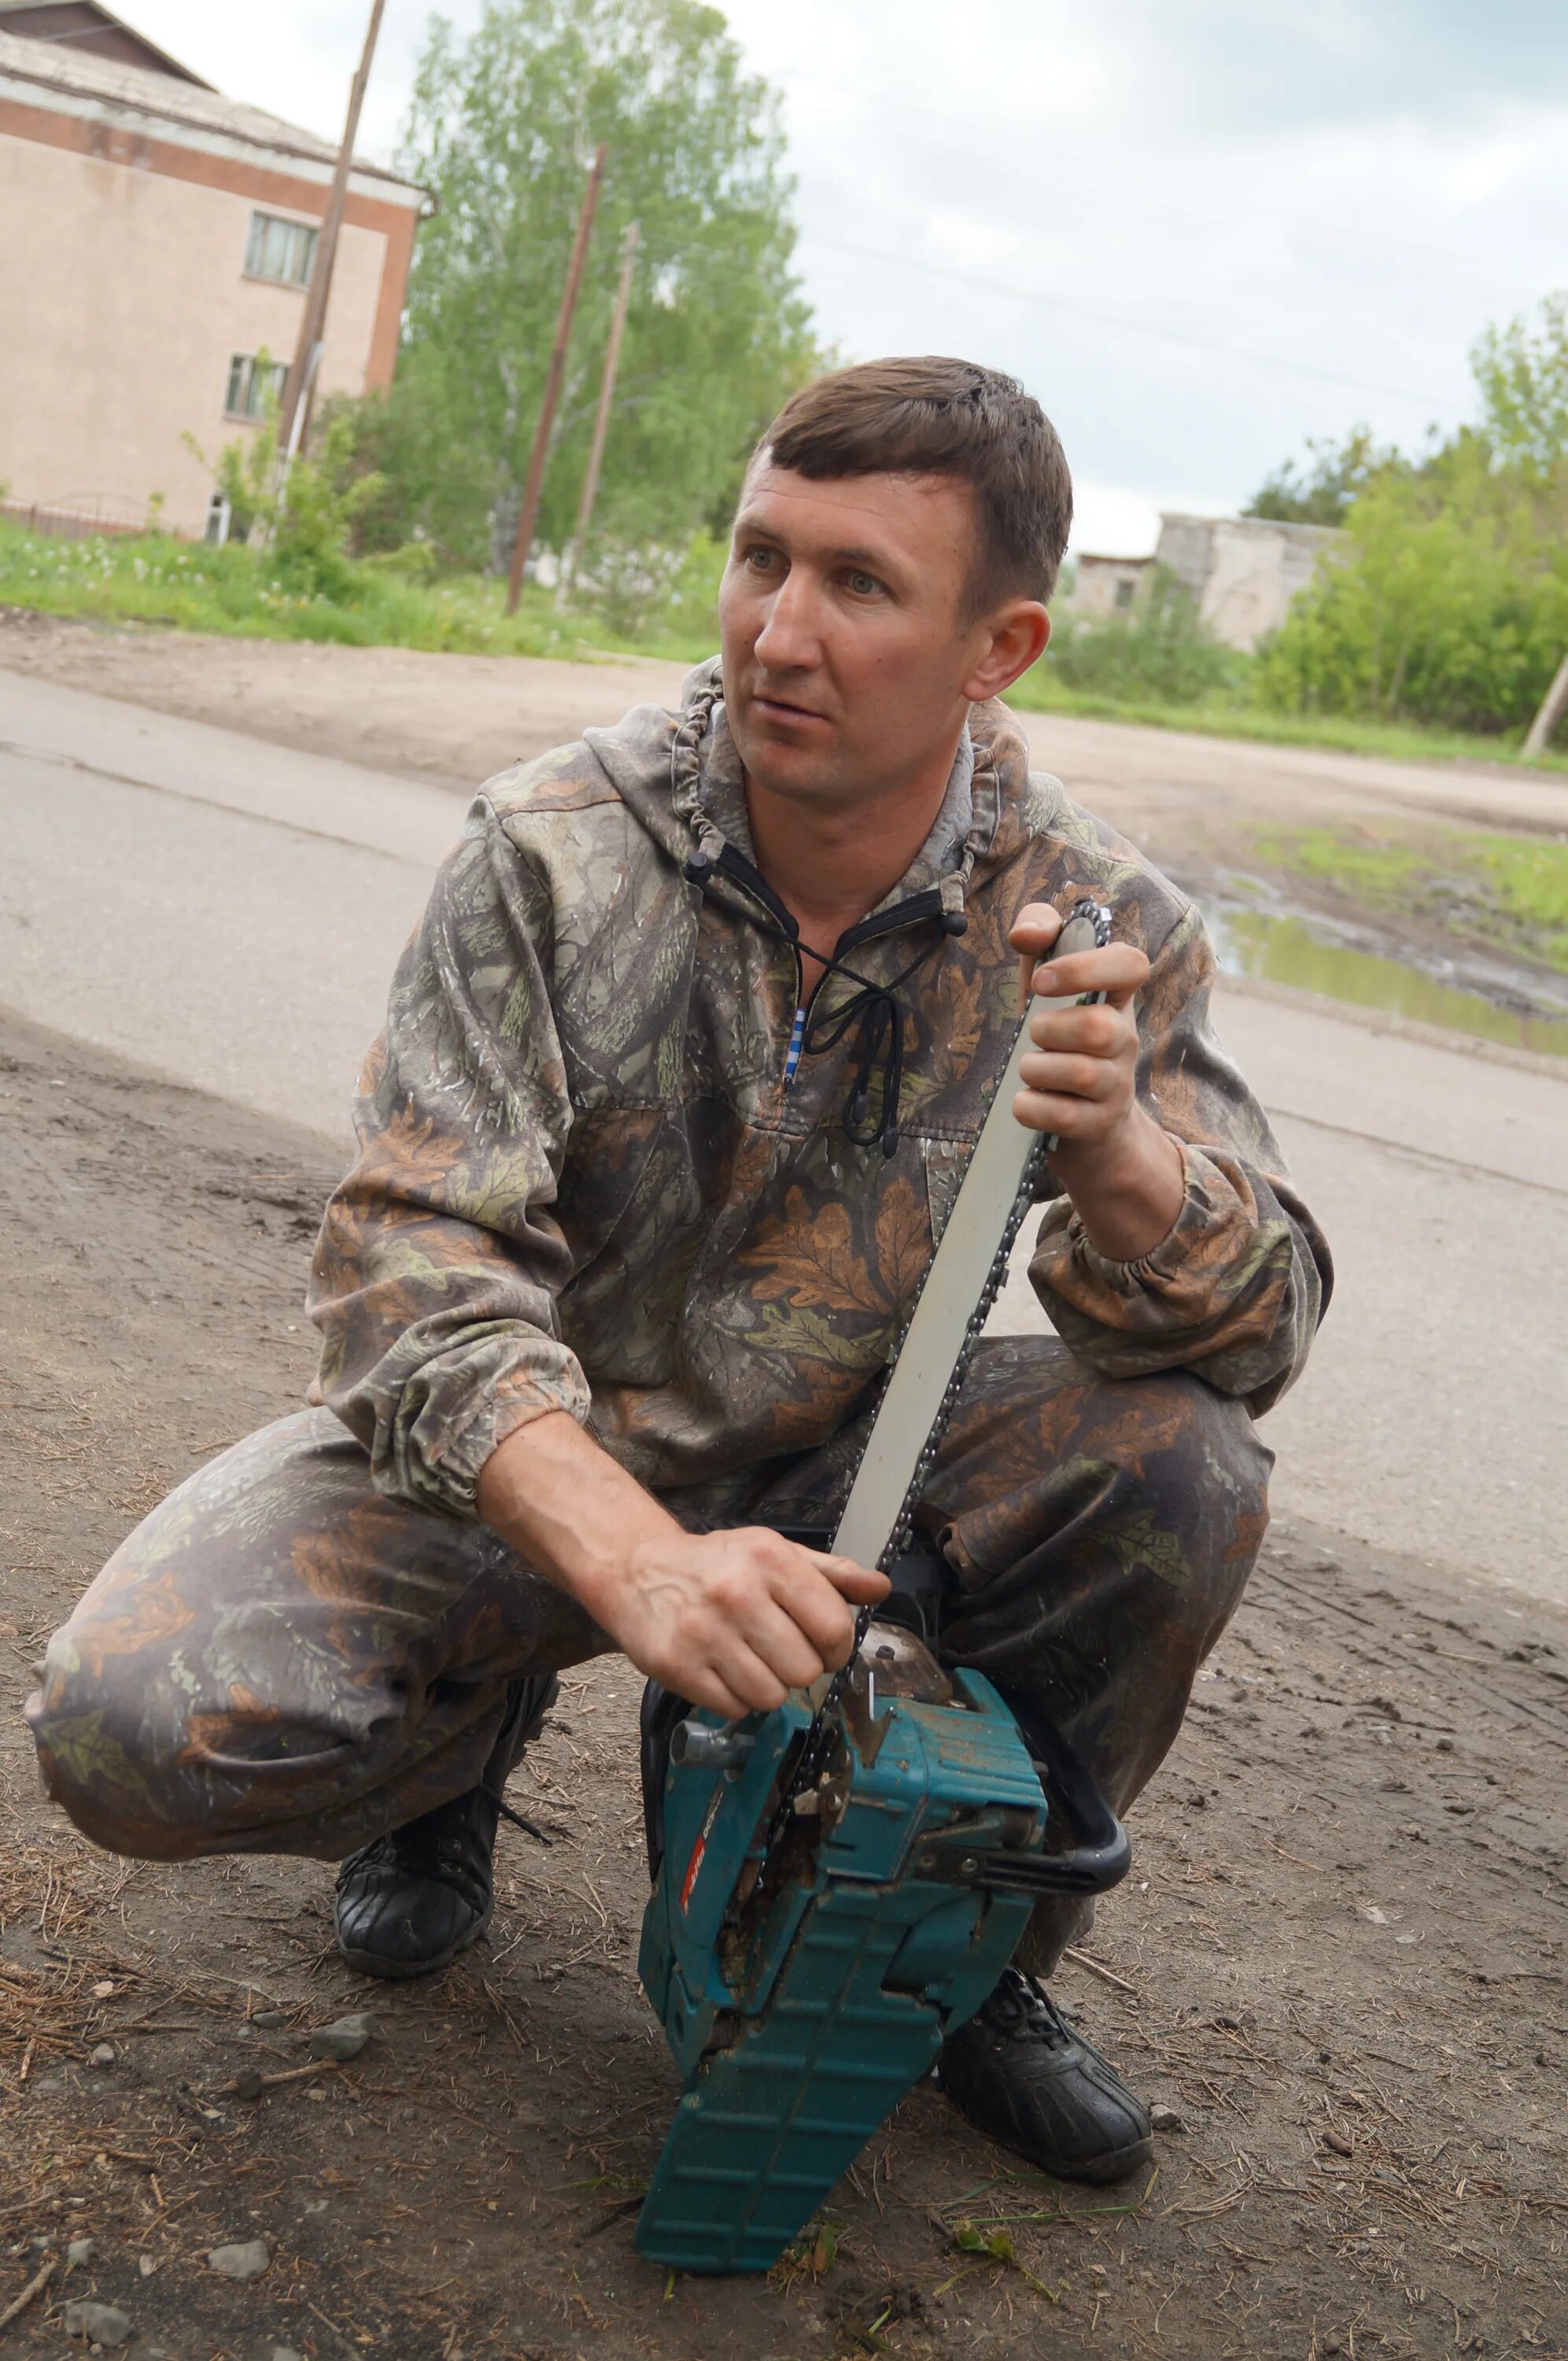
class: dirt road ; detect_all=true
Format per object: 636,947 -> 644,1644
2,1007 -> 1563,2361
7,609 -> 1568,857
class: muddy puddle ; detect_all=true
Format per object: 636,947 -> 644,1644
1205,900 -> 1568,1059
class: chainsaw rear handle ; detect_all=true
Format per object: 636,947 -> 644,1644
986,1684 -> 1132,1897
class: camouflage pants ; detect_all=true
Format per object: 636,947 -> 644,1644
27,1337 -> 1271,1974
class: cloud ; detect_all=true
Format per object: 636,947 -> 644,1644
723,2 -> 1568,527
114,2 -> 1568,538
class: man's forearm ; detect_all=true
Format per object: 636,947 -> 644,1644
475,1409 -> 680,1617
474,1410 -> 887,1720
1050,1107 -> 1186,1262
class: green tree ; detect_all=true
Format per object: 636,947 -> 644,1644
356,0 -> 819,576
1253,294 -> 1568,737
1242,426 -> 1395,527
1255,426 -> 1568,733
1471,293 -> 1568,486
187,379 -> 386,594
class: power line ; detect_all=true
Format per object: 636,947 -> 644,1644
769,62 -> 1562,303
800,234 -> 1454,408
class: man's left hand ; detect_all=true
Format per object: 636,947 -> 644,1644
1009,902 -> 1186,1262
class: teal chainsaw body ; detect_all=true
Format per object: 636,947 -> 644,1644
636,1638 -> 1123,2275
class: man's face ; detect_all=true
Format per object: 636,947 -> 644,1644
719,460 -> 1043,815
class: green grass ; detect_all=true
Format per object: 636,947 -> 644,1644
1247,822 -> 1568,975
6,519 -> 1567,781
0,518 -> 717,664
1005,665 -> 1568,777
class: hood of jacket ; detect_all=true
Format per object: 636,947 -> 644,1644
583,656 -> 1054,946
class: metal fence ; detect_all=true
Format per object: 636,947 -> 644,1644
0,497 -> 157,543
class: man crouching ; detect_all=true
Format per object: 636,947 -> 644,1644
29,357 -> 1330,2187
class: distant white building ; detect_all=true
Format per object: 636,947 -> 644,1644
1156,513 -> 1340,652
1071,552 -> 1153,621
1067,512 -> 1341,652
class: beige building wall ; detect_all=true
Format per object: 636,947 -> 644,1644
1155,513 -> 1341,653
0,128 -> 392,534
1069,553 -> 1153,622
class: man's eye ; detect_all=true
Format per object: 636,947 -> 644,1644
743,545 -> 779,571
846,570 -> 882,597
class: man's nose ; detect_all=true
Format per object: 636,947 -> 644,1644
754,571 -> 822,672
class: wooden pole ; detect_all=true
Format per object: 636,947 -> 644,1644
505,145 -> 607,617
278,0 -> 388,464
1522,649 -> 1568,761
560,219 -> 640,599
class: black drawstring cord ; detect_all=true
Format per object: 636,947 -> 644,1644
683,847 -> 966,1158
799,940 -> 936,1156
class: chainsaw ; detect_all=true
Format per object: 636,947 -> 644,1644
636,901 -> 1131,2275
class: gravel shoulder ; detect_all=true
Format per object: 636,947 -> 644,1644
7,608 -> 1568,850
2,1005 -> 1563,2361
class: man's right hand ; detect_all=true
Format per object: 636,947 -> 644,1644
586,1526 -> 888,1720
475,1410 -> 888,1720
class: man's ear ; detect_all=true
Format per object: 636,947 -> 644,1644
961,601 -> 1050,704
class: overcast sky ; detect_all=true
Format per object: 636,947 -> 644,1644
122,1 -> 1568,554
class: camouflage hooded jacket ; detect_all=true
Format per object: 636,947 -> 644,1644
309,660 -> 1330,1524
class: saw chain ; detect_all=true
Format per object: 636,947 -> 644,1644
760,896 -> 1114,1853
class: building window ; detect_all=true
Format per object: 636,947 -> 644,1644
1113,578 -> 1136,611
225,353 -> 288,421
245,211 -> 319,288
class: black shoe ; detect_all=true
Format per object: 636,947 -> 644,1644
334,1674 -> 557,1982
939,1966 -> 1154,2185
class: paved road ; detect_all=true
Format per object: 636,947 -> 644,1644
0,671 -> 458,1132
3,671 -> 1564,1607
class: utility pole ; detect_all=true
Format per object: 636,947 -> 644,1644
505,144 -> 607,617
559,219 -> 640,601
1522,650 -> 1568,761
278,0 -> 387,467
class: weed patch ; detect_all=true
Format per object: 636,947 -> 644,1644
1008,667 -> 1568,775
0,520 -> 714,667
1246,821 -> 1568,974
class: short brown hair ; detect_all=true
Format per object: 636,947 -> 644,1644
758,357 -> 1072,617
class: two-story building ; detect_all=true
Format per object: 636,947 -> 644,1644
0,2 -> 427,538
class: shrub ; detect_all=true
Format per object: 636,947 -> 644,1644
558,525 -> 725,649
190,395 -> 388,598
1253,293 -> 1568,738
1039,567 -> 1238,706
1255,432 -> 1568,733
